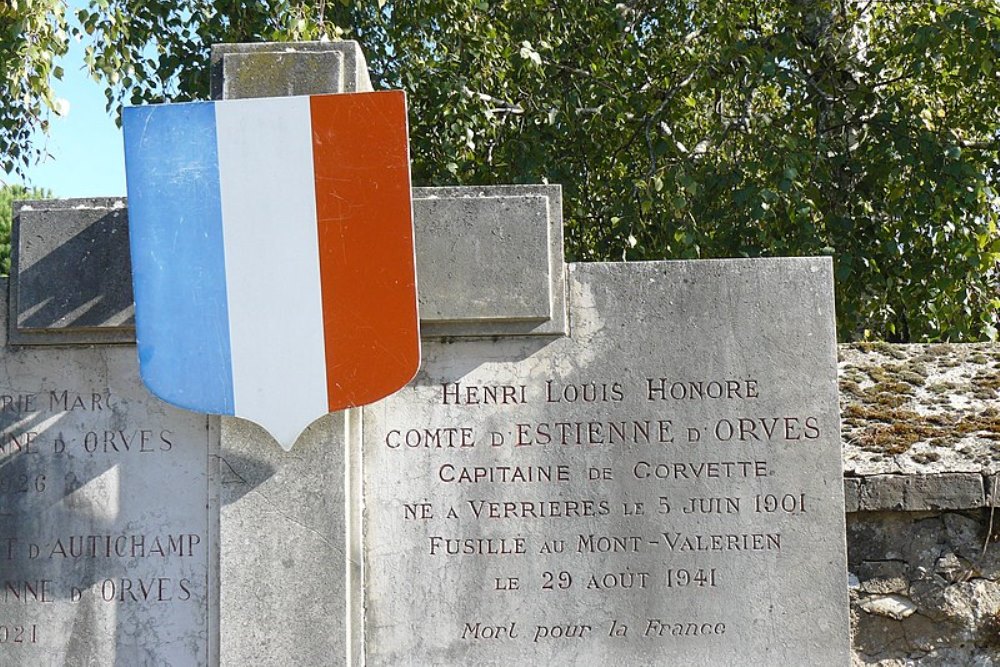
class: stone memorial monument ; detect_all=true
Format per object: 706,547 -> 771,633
0,41 -> 850,665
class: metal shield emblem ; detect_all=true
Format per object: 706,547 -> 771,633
122,91 -> 420,449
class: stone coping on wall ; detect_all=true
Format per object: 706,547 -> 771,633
839,342 -> 1000,513
842,473 -> 996,513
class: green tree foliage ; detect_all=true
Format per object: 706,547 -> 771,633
1,0 -> 328,178
3,1 -> 998,341
1,0 -> 69,174
0,184 -> 50,275
346,0 -> 1000,342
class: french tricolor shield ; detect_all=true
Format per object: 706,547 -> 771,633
122,91 -> 420,449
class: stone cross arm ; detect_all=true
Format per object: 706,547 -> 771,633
9,185 -> 568,346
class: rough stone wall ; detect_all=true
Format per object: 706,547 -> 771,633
849,510 -> 1000,665
841,343 -> 1000,665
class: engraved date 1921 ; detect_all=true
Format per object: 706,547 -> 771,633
0,624 -> 38,644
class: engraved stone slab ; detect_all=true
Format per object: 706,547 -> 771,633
413,185 -> 567,338
0,278 -> 215,665
10,199 -> 133,345
363,258 -> 849,665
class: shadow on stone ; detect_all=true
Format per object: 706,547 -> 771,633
15,207 -> 133,333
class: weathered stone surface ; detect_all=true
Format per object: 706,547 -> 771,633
415,193 -> 549,321
845,478 -> 862,513
363,258 -> 849,665
210,41 -> 373,99
10,199 -> 133,345
849,510 -> 1000,666
856,474 -> 985,511
412,185 -> 567,337
942,513 -> 986,560
218,416 -> 349,665
857,560 -> 909,595
988,474 -> 1000,507
860,595 -> 918,620
839,342 -> 1000,476
0,278 -> 216,665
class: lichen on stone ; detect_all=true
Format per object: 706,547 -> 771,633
840,343 -> 1000,475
